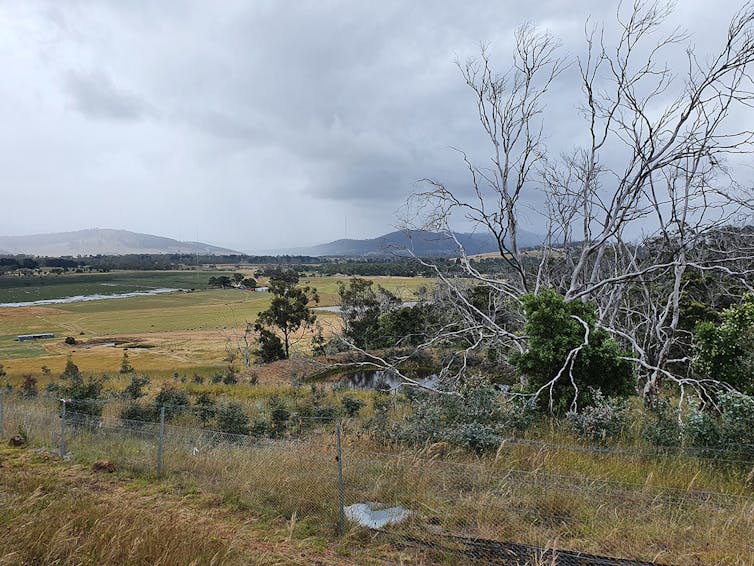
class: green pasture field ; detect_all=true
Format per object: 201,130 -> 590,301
301,274 -> 429,305
0,274 -> 432,379
0,270 -> 233,304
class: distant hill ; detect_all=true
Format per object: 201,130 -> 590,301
289,229 -> 543,257
0,229 -> 240,257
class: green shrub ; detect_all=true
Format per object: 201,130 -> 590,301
250,417 -> 271,437
445,422 -> 502,454
682,410 -> 720,448
642,398 -> 681,448
58,360 -> 104,418
388,376 -> 530,453
268,395 -> 290,436
567,389 -> 627,443
694,295 -> 754,395
498,396 -> 539,431
718,391 -> 754,448
216,402 -> 250,436
193,392 -> 216,425
120,402 -> 158,424
122,375 -> 150,400
154,385 -> 190,420
341,396 -> 366,417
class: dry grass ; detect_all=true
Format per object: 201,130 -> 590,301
0,446 -> 350,565
4,398 -> 753,565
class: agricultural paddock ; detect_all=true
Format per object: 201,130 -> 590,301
0,272 -> 431,382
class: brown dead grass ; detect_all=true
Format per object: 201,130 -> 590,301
0,445 -> 412,565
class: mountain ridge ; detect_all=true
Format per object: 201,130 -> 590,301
285,229 -> 543,257
0,229 -> 240,256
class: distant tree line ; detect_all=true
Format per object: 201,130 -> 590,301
0,254 -> 454,277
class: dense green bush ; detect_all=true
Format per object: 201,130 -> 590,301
193,392 -> 217,425
268,395 -> 290,436
715,391 -> 754,449
694,295 -> 754,394
679,392 -> 754,453
511,289 -> 635,413
255,328 -> 286,363
683,410 -> 720,448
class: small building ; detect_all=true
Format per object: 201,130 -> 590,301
16,333 -> 55,342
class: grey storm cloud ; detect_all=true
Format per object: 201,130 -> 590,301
64,69 -> 150,120
0,0 -> 750,251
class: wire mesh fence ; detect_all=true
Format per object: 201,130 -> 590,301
2,392 -> 753,564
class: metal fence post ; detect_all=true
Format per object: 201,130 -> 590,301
60,399 -> 66,458
157,405 -> 166,477
336,423 -> 345,534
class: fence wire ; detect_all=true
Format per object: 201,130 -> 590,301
2,393 -> 752,565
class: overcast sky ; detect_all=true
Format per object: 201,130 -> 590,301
0,0 -> 749,252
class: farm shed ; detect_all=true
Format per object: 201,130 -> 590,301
16,333 -> 55,342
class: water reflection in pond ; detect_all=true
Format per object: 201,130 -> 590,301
344,370 -> 438,390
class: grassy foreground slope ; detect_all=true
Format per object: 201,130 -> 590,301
0,444 -> 423,565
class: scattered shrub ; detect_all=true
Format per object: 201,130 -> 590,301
445,422 -> 502,454
222,368 -> 238,385
682,410 -> 720,449
119,351 -> 134,374
193,392 -> 216,425
498,396 -> 539,431
122,375 -> 150,400
216,402 -> 250,436
341,396 -> 366,417
154,385 -> 190,420
388,376 -> 522,454
567,389 -> 627,443
268,396 -> 290,435
21,374 -> 38,398
642,398 -> 681,448
57,360 -> 104,418
248,417 -> 268,436
120,402 -> 158,424
718,391 -> 754,449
